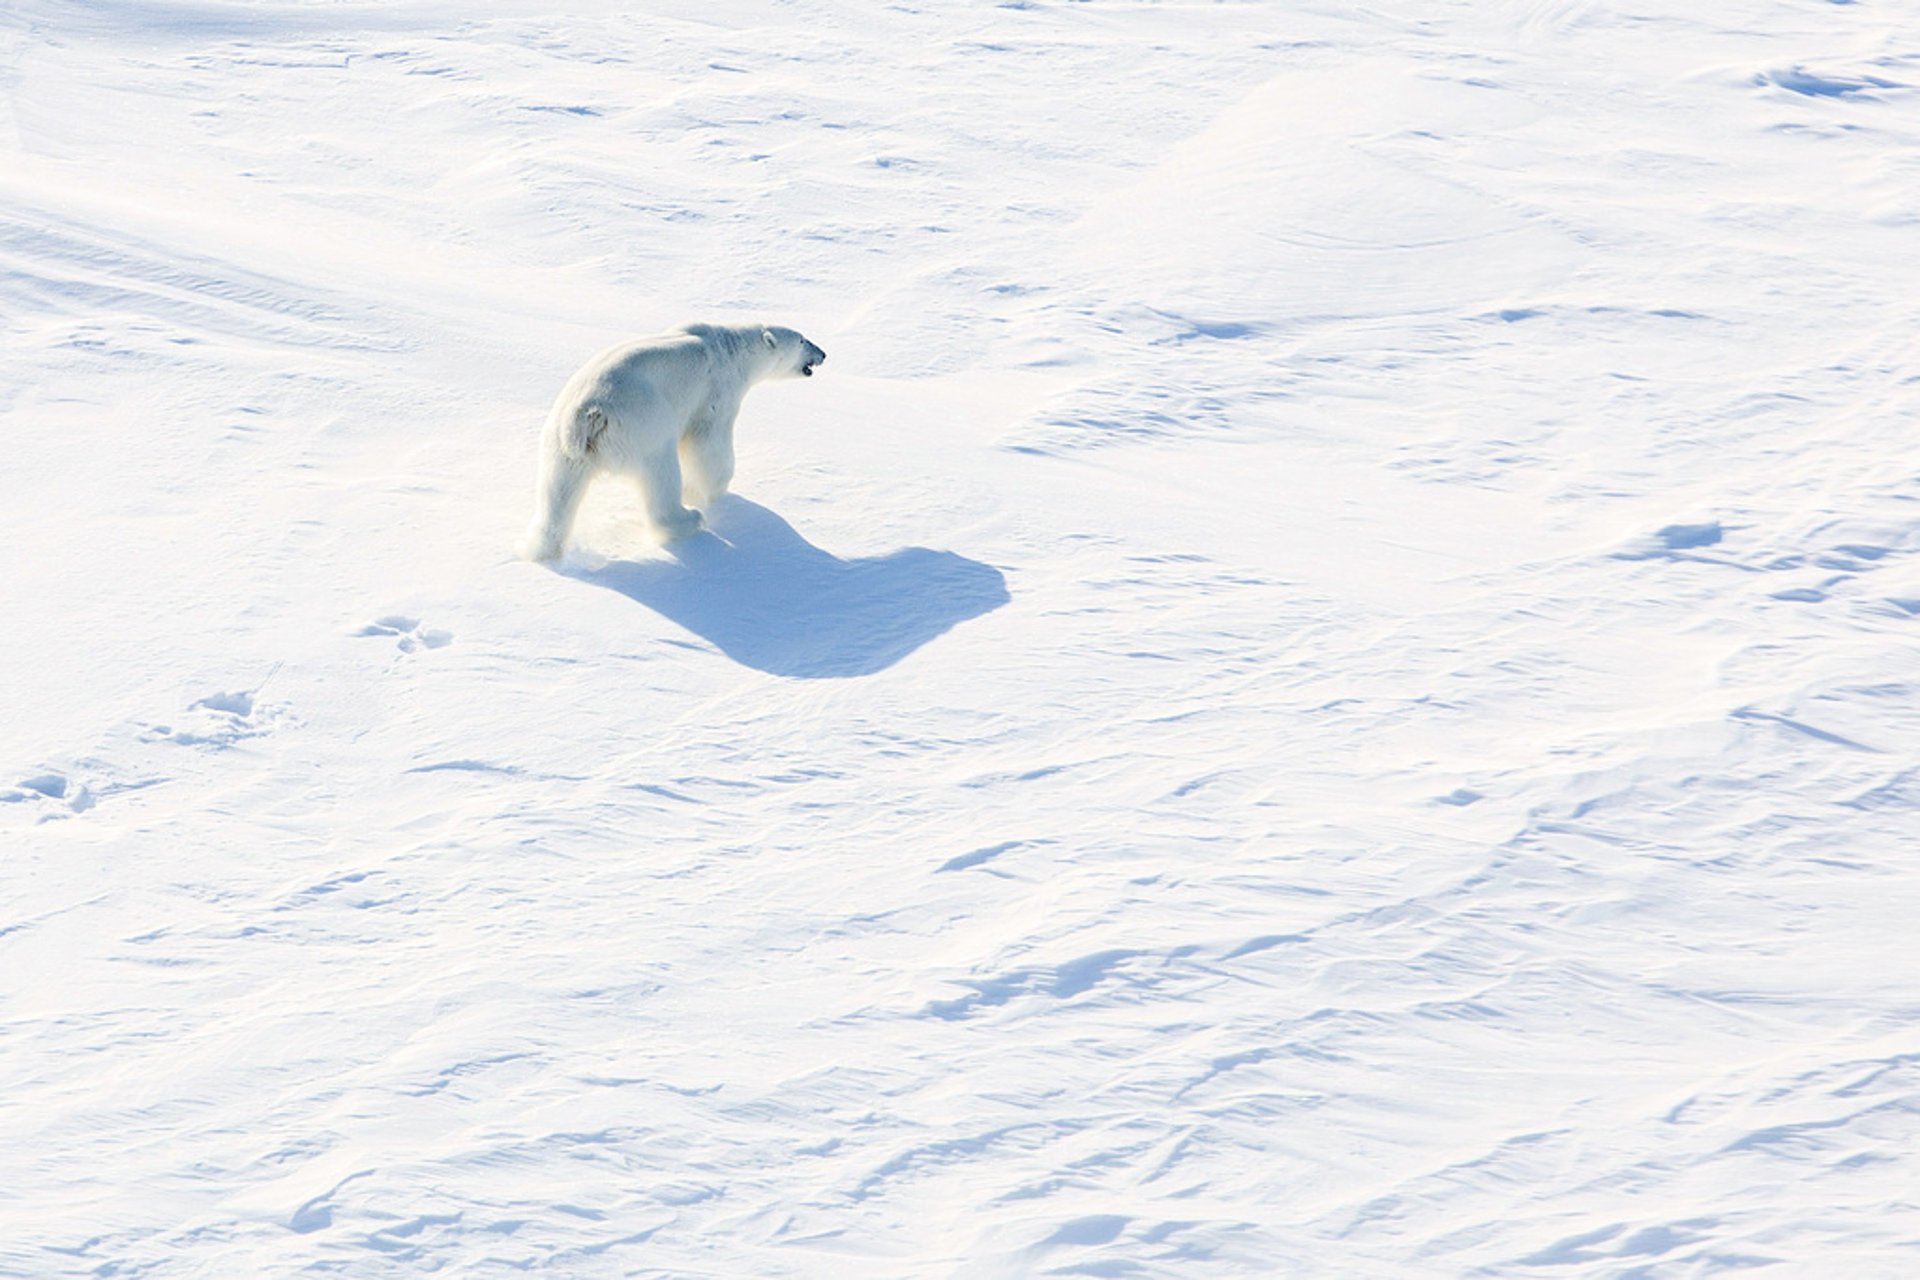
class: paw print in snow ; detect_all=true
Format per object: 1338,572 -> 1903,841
143,690 -> 280,749
356,616 -> 452,653
4,772 -> 93,813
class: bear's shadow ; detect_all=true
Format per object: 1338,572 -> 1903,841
564,497 -> 1008,678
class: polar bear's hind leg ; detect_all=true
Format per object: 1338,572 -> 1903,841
523,451 -> 593,561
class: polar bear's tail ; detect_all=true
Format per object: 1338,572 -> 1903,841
558,403 -> 610,460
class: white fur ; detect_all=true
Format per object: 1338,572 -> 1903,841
522,322 -> 825,560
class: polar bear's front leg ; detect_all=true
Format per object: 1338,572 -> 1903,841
636,443 -> 705,542
679,420 -> 736,510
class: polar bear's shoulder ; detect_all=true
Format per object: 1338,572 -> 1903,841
672,322 -> 752,354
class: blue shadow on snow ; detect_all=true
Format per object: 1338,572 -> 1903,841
566,496 -> 1008,678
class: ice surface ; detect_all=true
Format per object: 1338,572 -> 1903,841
4,0 -> 1919,1275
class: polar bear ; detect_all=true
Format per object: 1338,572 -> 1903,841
522,322 -> 826,561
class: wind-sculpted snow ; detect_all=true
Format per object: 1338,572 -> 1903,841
4,0 -> 1920,1276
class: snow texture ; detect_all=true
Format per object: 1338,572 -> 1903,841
4,0 -> 1920,1276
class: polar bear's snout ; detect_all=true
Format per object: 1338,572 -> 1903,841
800,340 -> 826,377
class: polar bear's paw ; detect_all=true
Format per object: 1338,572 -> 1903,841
521,528 -> 566,562
654,507 -> 705,543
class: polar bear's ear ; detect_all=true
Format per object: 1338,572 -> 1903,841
762,328 -> 778,349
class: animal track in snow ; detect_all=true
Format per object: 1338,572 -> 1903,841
16,773 -> 67,799
356,615 -> 453,653
4,772 -> 94,814
142,689 -> 282,749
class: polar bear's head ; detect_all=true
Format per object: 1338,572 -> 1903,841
760,326 -> 827,379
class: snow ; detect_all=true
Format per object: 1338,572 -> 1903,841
4,0 -> 1919,1275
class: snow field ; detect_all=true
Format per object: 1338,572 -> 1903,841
4,0 -> 1920,1275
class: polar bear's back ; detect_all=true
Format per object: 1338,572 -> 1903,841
557,329 -> 718,422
